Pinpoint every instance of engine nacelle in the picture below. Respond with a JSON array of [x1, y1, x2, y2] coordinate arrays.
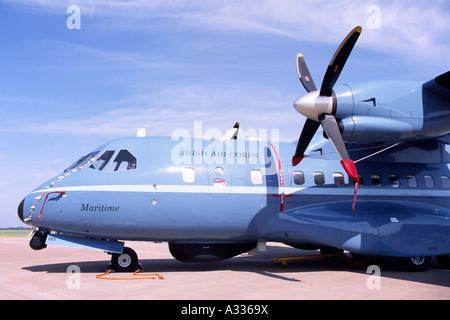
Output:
[[168, 242, 257, 263], [340, 116, 417, 144], [333, 80, 450, 144]]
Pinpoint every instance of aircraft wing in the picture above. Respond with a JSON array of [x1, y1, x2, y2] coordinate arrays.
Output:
[[423, 71, 450, 99]]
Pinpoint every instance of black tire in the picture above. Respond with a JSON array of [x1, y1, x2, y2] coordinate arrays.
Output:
[[111, 247, 138, 272], [398, 256, 431, 272], [436, 254, 450, 269], [29, 231, 48, 250]]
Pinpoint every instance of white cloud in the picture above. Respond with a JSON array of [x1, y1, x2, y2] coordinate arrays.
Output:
[[4, 0, 448, 141], [11, 0, 450, 62], [9, 81, 300, 140]]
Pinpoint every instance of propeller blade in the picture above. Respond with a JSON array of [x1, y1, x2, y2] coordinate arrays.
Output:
[[319, 114, 359, 210], [296, 53, 317, 93], [292, 118, 320, 166], [319, 26, 362, 97], [319, 114, 349, 160]]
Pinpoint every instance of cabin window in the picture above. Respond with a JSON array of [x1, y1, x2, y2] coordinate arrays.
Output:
[[293, 171, 305, 185], [250, 170, 263, 185], [441, 176, 450, 189], [333, 172, 345, 187], [371, 174, 382, 186], [389, 174, 400, 188], [407, 175, 418, 188], [313, 172, 325, 186], [107, 149, 137, 172], [424, 175, 435, 188], [90, 150, 115, 171], [358, 173, 364, 186], [182, 167, 196, 183]]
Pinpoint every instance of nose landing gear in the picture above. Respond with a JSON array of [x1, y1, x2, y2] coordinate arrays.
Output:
[[29, 231, 48, 251]]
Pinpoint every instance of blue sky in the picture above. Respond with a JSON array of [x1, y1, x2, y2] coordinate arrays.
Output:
[[1, 0, 449, 227]]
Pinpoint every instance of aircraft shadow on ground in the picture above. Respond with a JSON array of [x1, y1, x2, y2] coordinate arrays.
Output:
[[21, 245, 450, 288]]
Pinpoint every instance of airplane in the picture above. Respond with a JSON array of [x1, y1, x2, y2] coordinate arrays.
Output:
[[18, 26, 450, 272]]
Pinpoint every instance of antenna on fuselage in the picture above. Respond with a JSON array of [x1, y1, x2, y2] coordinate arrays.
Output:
[[221, 122, 239, 140], [136, 128, 147, 137]]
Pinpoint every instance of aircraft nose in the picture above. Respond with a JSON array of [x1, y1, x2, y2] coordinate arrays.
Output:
[[18, 197, 26, 223]]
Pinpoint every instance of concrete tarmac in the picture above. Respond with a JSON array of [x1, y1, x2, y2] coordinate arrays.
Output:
[[1, 237, 449, 300]]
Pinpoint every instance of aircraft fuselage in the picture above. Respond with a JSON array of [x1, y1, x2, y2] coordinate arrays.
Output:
[[19, 136, 450, 262]]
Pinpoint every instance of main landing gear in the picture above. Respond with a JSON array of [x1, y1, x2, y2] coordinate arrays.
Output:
[[398, 256, 432, 272], [398, 254, 450, 271], [110, 247, 139, 272], [273, 247, 450, 272]]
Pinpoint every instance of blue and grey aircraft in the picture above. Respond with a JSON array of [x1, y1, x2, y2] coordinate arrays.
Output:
[[18, 26, 450, 272]]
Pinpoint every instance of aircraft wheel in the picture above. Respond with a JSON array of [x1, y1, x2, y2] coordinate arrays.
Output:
[[398, 256, 431, 272], [111, 247, 138, 272], [436, 254, 450, 269], [29, 231, 48, 251]]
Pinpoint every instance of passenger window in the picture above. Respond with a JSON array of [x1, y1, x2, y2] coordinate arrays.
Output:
[[250, 170, 263, 185], [389, 174, 400, 188], [424, 175, 435, 188], [183, 167, 196, 183], [441, 176, 450, 188], [407, 175, 418, 188], [333, 172, 345, 187], [371, 174, 382, 186], [313, 172, 325, 186], [107, 149, 137, 172], [358, 173, 364, 186], [90, 150, 115, 171], [293, 171, 305, 185]]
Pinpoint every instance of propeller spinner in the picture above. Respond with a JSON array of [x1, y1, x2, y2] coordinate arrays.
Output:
[[292, 26, 362, 210]]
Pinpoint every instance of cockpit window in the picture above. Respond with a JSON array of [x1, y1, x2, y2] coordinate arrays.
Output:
[[107, 149, 137, 172], [67, 149, 137, 173], [89, 150, 115, 171], [64, 151, 99, 172]]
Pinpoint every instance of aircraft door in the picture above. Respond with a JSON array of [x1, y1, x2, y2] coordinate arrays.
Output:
[[208, 165, 231, 197]]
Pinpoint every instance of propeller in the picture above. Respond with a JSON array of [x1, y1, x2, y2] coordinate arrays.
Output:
[[296, 53, 317, 92], [292, 26, 362, 210]]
